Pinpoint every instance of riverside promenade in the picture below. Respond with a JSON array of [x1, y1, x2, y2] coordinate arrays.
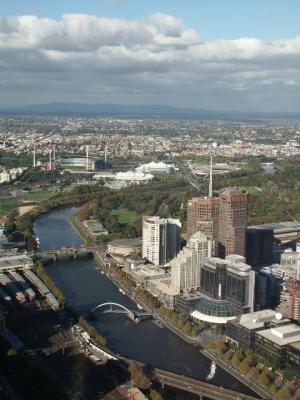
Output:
[[93, 250, 272, 400]]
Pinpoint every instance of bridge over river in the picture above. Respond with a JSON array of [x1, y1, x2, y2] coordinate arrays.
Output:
[[155, 368, 261, 400], [33, 245, 98, 261], [90, 302, 152, 323]]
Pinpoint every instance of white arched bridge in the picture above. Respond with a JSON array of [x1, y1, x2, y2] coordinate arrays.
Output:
[[90, 302, 152, 323]]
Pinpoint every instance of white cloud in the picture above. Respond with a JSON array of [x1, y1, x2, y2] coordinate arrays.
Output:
[[0, 13, 299, 111]]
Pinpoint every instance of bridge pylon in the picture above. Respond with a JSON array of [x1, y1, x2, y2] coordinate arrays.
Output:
[[72, 249, 78, 260]]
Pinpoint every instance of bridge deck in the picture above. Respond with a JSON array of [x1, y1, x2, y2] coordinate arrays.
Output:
[[155, 368, 260, 400]]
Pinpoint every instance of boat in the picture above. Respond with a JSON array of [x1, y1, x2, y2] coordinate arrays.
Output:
[[206, 361, 216, 381]]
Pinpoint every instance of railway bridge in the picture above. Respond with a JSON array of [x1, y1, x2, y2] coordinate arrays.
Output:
[[155, 368, 261, 400]]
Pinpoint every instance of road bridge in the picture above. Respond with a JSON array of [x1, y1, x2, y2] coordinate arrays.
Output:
[[155, 368, 261, 400], [33, 245, 97, 261]]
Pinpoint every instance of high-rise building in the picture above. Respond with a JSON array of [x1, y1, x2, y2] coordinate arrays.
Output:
[[218, 189, 247, 258], [142, 216, 181, 266], [170, 232, 212, 293], [187, 157, 219, 255], [191, 255, 255, 324], [246, 227, 273, 268]]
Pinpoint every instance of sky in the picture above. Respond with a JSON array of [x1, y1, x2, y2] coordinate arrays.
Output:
[[0, 0, 300, 112]]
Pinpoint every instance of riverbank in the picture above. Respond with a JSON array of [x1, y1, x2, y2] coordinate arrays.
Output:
[[33, 206, 262, 397], [93, 250, 272, 399], [69, 214, 89, 244]]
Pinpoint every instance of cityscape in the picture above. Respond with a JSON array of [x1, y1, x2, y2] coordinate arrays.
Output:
[[0, 1, 300, 400]]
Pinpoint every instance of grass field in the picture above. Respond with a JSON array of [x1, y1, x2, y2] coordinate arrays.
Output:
[[22, 189, 59, 202], [153, 172, 181, 182], [112, 209, 139, 225], [0, 197, 18, 217], [244, 186, 264, 195]]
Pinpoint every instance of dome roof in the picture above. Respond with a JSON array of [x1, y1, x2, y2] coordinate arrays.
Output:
[[196, 298, 236, 318]]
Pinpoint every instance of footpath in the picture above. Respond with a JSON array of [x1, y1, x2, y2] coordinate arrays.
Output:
[[93, 251, 273, 399]]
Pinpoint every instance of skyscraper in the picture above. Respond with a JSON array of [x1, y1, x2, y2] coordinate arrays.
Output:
[[187, 157, 219, 255], [218, 189, 248, 257], [170, 232, 212, 293], [142, 216, 181, 266], [199, 255, 255, 314]]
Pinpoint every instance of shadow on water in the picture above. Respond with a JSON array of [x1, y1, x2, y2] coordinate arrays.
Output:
[[33, 206, 257, 396]]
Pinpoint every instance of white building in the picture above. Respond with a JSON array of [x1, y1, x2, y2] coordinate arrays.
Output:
[[0, 172, 10, 183], [280, 245, 300, 280], [115, 171, 154, 184], [170, 232, 212, 293], [136, 161, 175, 174], [142, 216, 181, 266]]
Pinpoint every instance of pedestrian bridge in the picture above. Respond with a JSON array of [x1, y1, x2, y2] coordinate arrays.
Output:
[[90, 302, 152, 323]]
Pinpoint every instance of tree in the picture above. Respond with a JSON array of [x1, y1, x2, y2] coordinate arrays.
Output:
[[295, 387, 300, 400], [247, 367, 259, 380], [7, 348, 17, 357], [27, 236, 38, 251], [231, 351, 242, 368], [150, 389, 163, 400], [238, 355, 251, 374], [257, 368, 270, 386], [277, 383, 293, 400], [128, 362, 151, 390]]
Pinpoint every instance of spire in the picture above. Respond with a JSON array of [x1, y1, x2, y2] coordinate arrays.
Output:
[[86, 145, 89, 171], [49, 149, 52, 170], [209, 155, 213, 197], [33, 146, 36, 167]]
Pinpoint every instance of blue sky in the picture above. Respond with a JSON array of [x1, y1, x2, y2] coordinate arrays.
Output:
[[1, 0, 299, 40]]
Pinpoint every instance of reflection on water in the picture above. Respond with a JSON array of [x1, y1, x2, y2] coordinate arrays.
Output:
[[33, 207, 256, 395]]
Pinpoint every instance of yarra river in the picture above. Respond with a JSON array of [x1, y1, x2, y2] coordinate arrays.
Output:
[[34, 206, 255, 396]]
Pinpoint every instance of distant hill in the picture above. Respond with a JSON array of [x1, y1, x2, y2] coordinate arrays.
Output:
[[0, 103, 203, 117], [0, 102, 299, 119]]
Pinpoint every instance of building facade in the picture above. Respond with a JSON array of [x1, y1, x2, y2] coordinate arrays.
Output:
[[187, 188, 247, 258], [187, 197, 219, 256], [191, 255, 255, 324], [170, 232, 212, 293], [246, 227, 273, 268], [255, 324, 300, 368], [218, 189, 247, 258], [142, 216, 181, 266]]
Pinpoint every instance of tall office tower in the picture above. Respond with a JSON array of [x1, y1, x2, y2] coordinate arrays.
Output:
[[246, 227, 273, 268], [171, 232, 212, 293], [199, 255, 255, 315], [217, 189, 247, 258], [187, 157, 219, 255], [142, 216, 181, 266]]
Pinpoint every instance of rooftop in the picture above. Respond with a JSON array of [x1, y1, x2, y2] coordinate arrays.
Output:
[[289, 341, 300, 351], [238, 309, 289, 330], [196, 297, 236, 318], [0, 254, 32, 270], [248, 221, 300, 232], [257, 323, 300, 346]]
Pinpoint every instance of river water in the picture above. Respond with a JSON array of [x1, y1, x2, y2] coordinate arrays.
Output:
[[34, 207, 255, 395]]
